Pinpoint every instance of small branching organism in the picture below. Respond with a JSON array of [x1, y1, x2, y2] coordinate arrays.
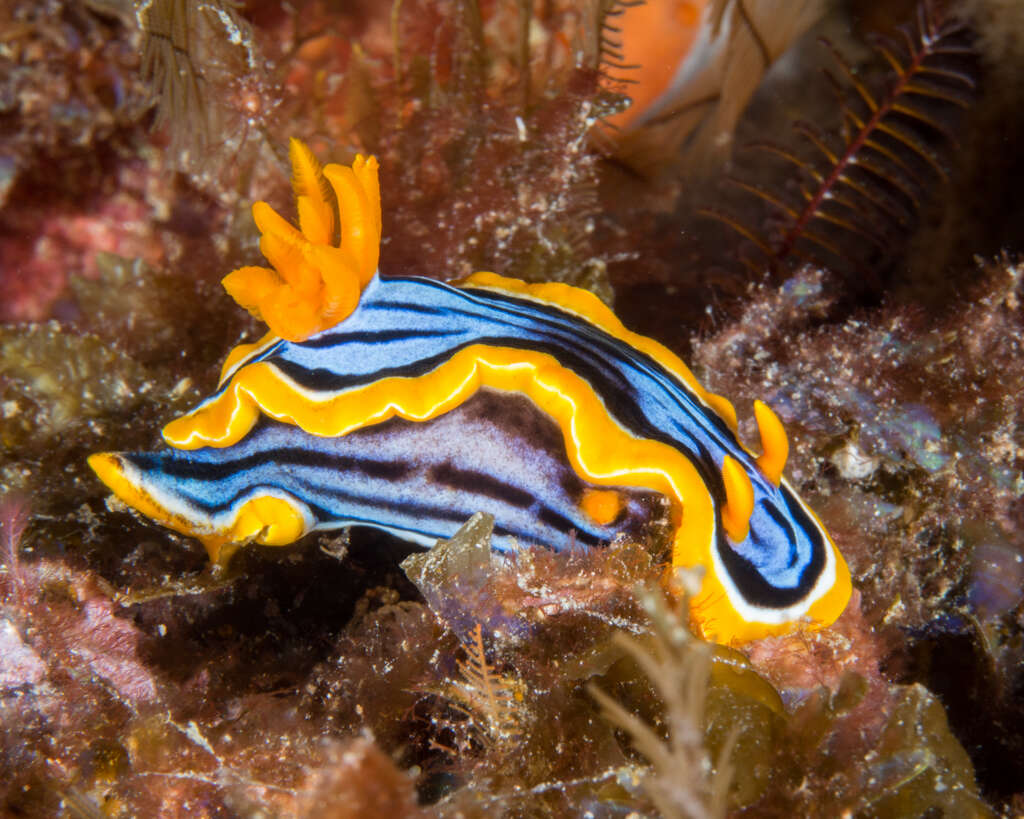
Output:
[[705, 0, 975, 280], [435, 623, 524, 756], [137, 0, 265, 165], [593, 0, 644, 93], [588, 575, 736, 819], [0, 494, 30, 606]]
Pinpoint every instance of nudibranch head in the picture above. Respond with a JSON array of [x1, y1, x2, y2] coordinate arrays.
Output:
[[89, 140, 851, 645]]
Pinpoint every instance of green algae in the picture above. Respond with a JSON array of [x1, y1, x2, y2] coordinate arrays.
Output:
[[0, 322, 153, 447]]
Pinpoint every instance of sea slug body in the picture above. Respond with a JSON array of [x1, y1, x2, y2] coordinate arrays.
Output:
[[89, 139, 851, 645]]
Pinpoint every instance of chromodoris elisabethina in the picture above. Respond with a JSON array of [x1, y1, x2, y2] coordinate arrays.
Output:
[[89, 139, 851, 645]]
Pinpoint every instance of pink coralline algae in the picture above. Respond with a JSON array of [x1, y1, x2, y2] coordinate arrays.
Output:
[[1, 169, 166, 322]]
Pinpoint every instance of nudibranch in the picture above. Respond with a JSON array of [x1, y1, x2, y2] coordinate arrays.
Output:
[[89, 139, 850, 644]]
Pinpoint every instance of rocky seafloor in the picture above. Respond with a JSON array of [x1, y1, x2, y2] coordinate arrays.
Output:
[[1, 1, 1022, 816]]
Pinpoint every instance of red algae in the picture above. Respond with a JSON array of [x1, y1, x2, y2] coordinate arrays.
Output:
[[744, 591, 885, 700], [1, 165, 167, 322], [298, 737, 429, 819]]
